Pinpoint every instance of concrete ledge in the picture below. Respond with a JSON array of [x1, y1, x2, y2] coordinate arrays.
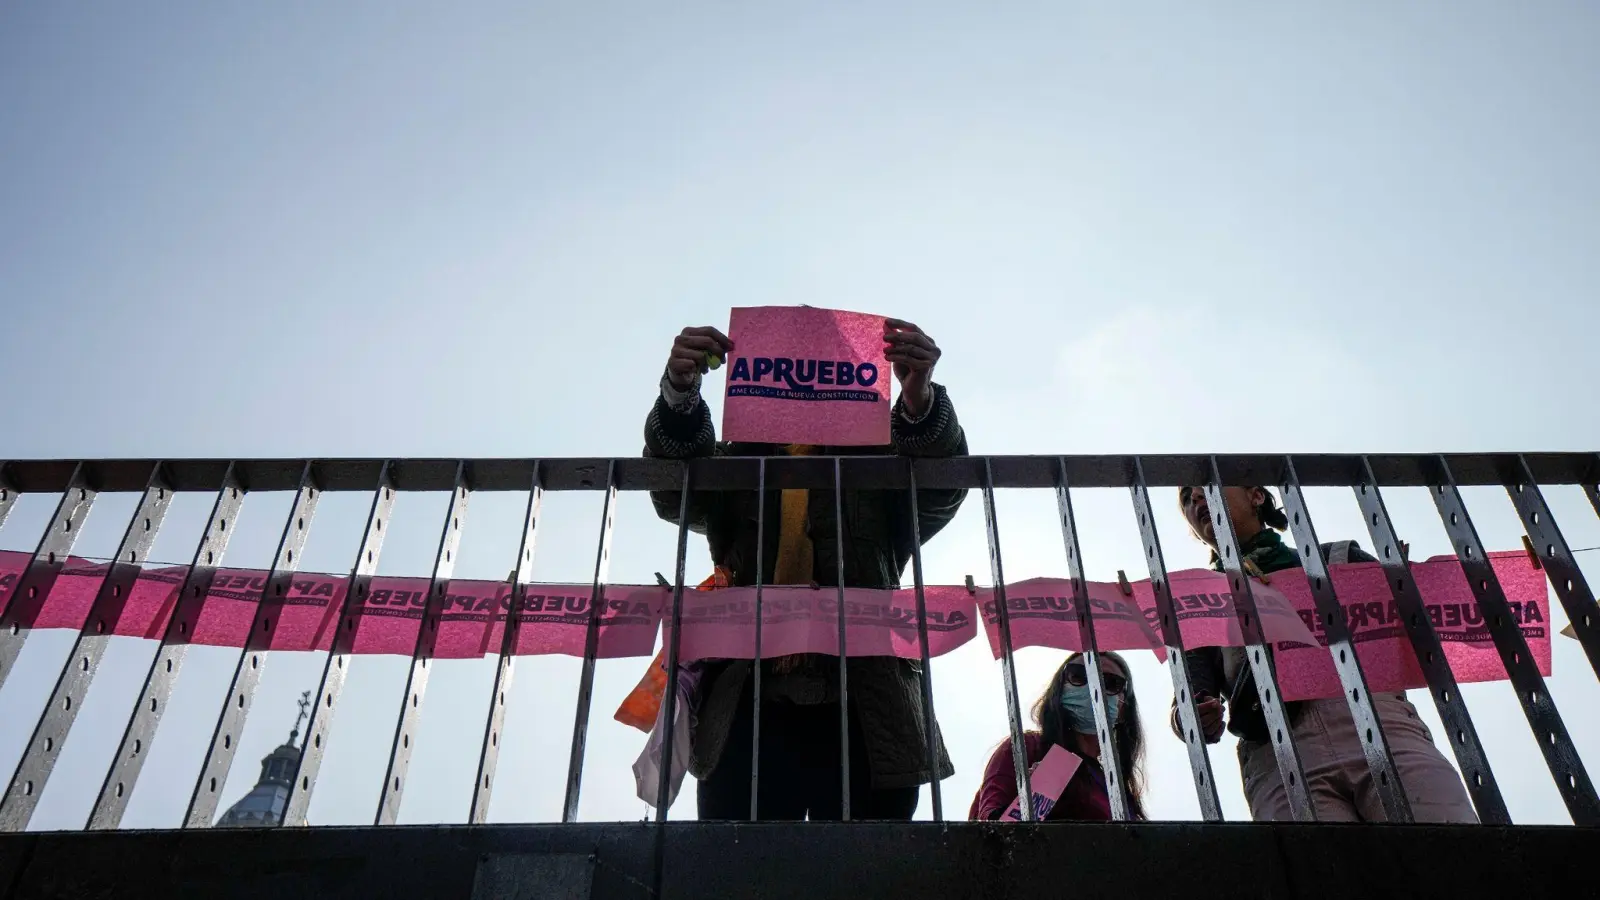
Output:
[[1, 821, 1588, 900]]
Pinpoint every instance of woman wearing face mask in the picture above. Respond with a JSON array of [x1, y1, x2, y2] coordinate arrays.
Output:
[[1174, 485, 1477, 823], [969, 652, 1147, 821]]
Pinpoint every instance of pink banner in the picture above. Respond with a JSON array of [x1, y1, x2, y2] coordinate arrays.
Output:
[[978, 578, 1172, 659], [0, 549, 1557, 695], [0, 551, 662, 660], [0, 555, 189, 639], [497, 584, 664, 660], [664, 584, 977, 662], [1127, 569, 1324, 653], [227, 576, 665, 660], [190, 568, 349, 651], [721, 305, 892, 446], [7, 556, 115, 630], [1269, 552, 1552, 701], [0, 550, 27, 621], [105, 567, 189, 638]]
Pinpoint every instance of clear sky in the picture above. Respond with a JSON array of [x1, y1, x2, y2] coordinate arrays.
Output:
[[2, 2, 1598, 829]]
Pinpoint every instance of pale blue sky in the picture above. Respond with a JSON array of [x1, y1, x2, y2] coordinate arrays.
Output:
[[2, 2, 1598, 828]]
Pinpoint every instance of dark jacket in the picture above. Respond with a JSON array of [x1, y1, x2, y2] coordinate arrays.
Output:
[[644, 381, 968, 789], [1182, 537, 1377, 744]]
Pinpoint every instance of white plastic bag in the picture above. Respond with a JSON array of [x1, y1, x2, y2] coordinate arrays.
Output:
[[634, 663, 699, 809]]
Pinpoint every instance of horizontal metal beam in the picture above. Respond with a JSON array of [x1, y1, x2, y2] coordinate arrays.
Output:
[[0, 452, 1597, 494], [1, 822, 1594, 900]]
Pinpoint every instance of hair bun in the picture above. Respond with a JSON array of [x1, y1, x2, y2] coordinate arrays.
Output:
[[1260, 492, 1290, 531]]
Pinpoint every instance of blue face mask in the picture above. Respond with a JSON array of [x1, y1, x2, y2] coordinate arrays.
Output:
[[1060, 684, 1120, 735]]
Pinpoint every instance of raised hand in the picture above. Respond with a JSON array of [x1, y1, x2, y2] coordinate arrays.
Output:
[[883, 318, 940, 418], [666, 326, 735, 390]]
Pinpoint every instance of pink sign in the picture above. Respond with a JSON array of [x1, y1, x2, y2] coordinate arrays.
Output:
[[664, 584, 976, 662], [1002, 745, 1085, 822], [978, 578, 1173, 659], [721, 305, 892, 446], [1268, 552, 1552, 701]]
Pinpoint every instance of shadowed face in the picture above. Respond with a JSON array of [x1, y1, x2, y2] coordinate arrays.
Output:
[[1179, 485, 1267, 548]]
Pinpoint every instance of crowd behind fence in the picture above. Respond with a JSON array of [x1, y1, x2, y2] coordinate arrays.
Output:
[[0, 453, 1596, 833]]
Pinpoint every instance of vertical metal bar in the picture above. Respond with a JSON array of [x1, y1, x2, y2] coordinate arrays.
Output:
[[1204, 458, 1315, 822], [979, 457, 1034, 820], [1129, 458, 1222, 820], [653, 464, 693, 818], [1504, 455, 1600, 680], [748, 457, 766, 822], [0, 463, 170, 831], [88, 463, 246, 829], [0, 463, 18, 531], [651, 464, 694, 899], [1279, 456, 1412, 822], [833, 456, 851, 821], [905, 460, 944, 823], [281, 462, 397, 827], [1353, 457, 1510, 824], [0, 462, 97, 690], [374, 461, 470, 825], [1428, 456, 1600, 824], [562, 461, 619, 823], [1585, 456, 1600, 521], [183, 462, 321, 828], [469, 462, 544, 824], [1053, 459, 1130, 820]]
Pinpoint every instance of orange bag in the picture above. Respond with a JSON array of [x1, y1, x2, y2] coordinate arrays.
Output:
[[613, 567, 731, 732]]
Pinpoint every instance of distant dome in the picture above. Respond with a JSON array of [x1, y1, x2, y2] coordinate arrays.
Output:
[[216, 741, 301, 828]]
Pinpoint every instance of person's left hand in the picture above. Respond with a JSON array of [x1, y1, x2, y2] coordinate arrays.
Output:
[[883, 318, 940, 418]]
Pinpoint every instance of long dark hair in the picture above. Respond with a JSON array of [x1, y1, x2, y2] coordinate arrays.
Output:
[[1032, 651, 1148, 820]]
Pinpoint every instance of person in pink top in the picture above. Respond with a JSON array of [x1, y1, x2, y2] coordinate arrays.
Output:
[[970, 651, 1148, 821]]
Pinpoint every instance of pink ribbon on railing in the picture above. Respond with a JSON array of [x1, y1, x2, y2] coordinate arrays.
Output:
[[661, 583, 978, 662], [0, 551, 1553, 700]]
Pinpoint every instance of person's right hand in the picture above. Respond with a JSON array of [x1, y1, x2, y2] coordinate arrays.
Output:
[[1170, 694, 1227, 744], [666, 326, 734, 390], [1197, 695, 1225, 743]]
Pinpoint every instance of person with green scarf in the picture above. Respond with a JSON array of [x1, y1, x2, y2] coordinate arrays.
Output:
[[1172, 485, 1477, 823]]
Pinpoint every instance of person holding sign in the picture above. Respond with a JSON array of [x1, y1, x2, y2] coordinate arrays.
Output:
[[970, 652, 1149, 821], [645, 314, 968, 821], [1172, 485, 1477, 823]]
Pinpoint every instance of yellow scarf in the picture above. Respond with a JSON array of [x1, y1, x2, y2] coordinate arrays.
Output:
[[773, 444, 819, 585], [771, 444, 818, 674]]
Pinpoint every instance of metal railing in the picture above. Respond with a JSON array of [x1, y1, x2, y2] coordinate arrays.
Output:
[[0, 453, 1596, 860]]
